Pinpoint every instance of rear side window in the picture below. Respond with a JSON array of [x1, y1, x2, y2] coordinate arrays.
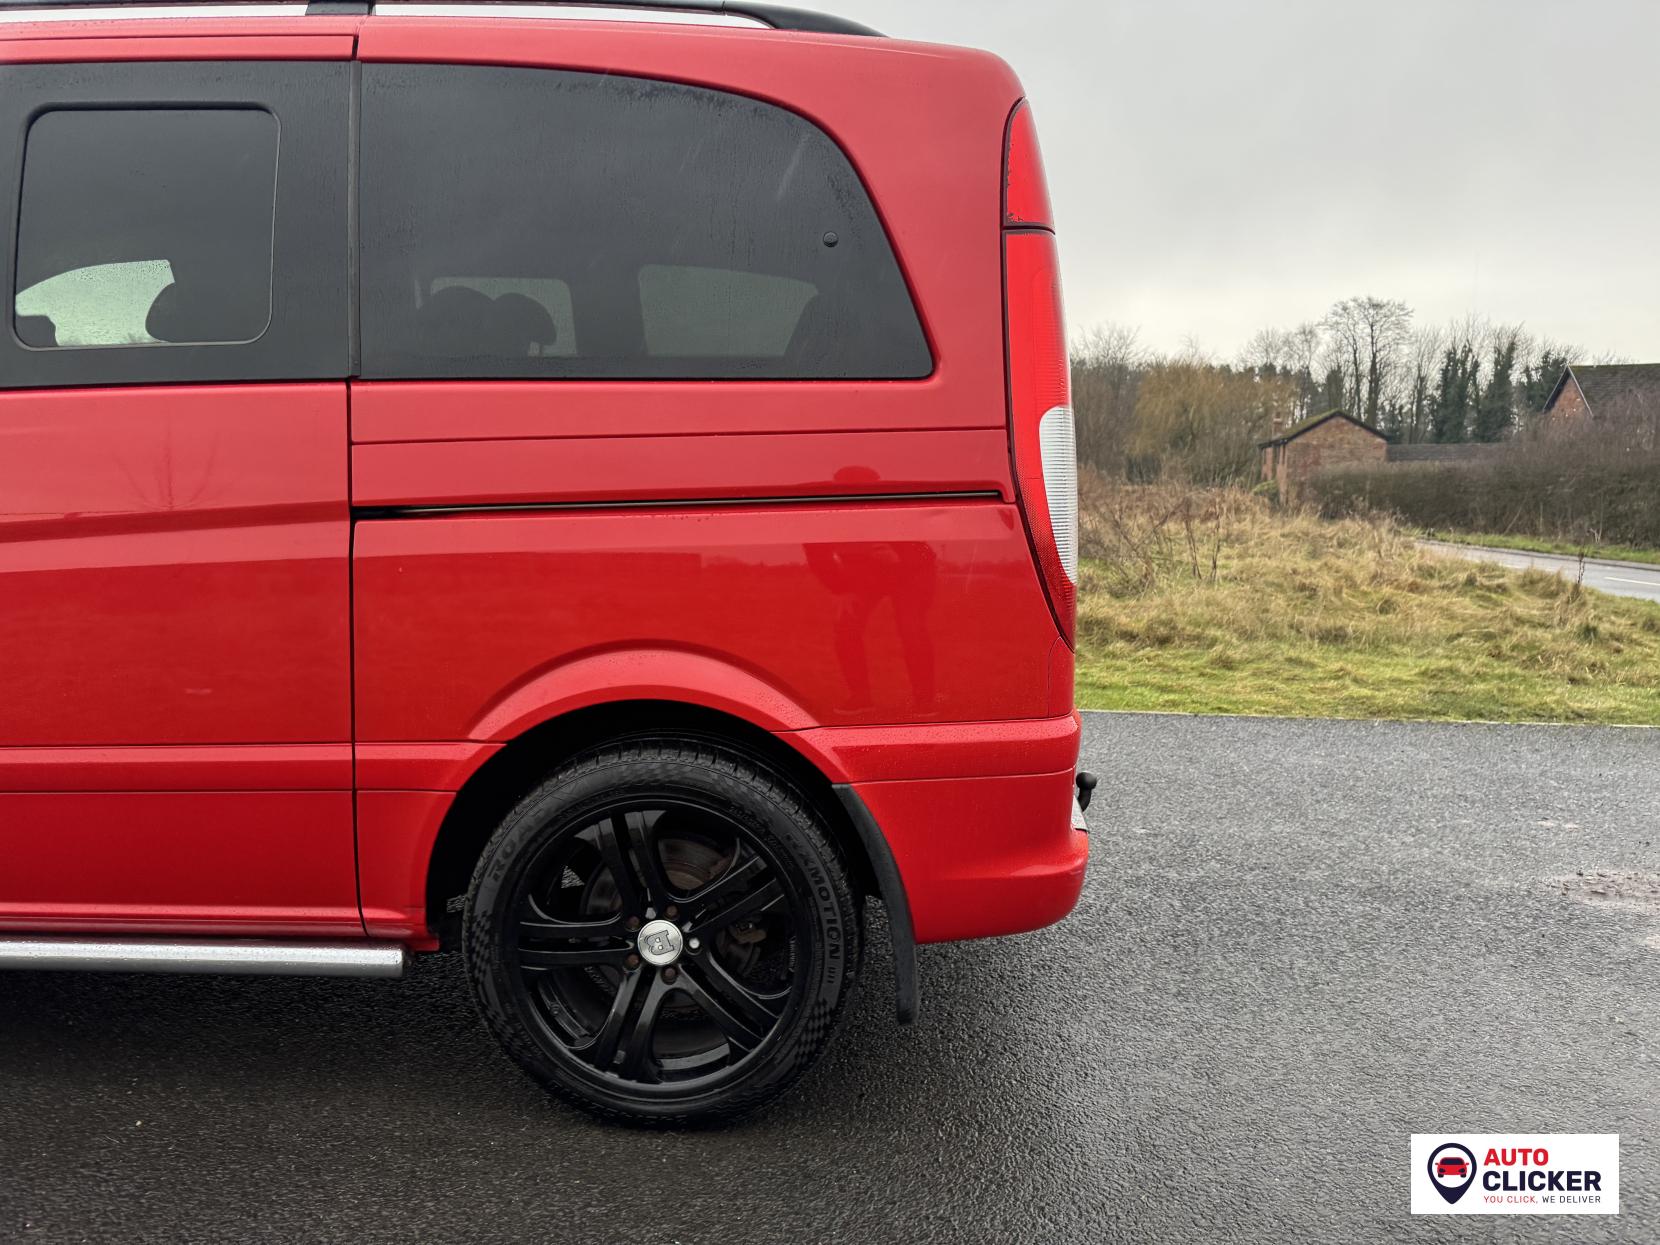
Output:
[[360, 64, 931, 380], [0, 61, 350, 389], [14, 109, 278, 350], [638, 265, 817, 359]]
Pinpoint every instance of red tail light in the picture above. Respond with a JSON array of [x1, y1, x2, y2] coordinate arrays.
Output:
[[1003, 103, 1075, 646], [1005, 102, 1054, 229]]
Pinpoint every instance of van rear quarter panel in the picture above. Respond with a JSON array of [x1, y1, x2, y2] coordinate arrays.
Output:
[[353, 500, 1055, 739], [351, 20, 1050, 740], [346, 23, 1077, 939]]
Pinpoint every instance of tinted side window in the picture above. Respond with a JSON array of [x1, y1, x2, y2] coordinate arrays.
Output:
[[638, 265, 817, 359], [360, 64, 931, 381], [0, 61, 350, 390], [15, 109, 278, 350]]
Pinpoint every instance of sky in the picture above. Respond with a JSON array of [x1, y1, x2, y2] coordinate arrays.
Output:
[[838, 0, 1660, 362]]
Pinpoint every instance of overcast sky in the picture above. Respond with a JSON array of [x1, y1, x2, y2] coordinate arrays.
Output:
[[839, 0, 1660, 362]]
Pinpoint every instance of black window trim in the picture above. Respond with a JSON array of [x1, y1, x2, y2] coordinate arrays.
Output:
[[0, 56, 938, 390], [0, 60, 351, 391]]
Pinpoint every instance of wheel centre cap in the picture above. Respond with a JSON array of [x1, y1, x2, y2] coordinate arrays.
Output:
[[636, 919, 684, 967]]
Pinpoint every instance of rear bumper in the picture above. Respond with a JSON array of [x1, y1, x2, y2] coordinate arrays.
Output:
[[798, 712, 1087, 944], [853, 768, 1088, 943]]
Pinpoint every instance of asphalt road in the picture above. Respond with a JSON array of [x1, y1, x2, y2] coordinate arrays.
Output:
[[1, 711, 1656, 1244], [1419, 539, 1660, 604]]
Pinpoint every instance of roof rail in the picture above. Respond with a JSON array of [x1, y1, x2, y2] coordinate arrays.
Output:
[[0, 0, 882, 34]]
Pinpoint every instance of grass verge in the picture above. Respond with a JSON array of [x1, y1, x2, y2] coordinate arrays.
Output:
[[1076, 483, 1660, 725], [1421, 530, 1660, 568]]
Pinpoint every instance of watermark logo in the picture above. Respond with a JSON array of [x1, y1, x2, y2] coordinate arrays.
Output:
[[1426, 1142, 1477, 1205], [1410, 1134, 1619, 1215]]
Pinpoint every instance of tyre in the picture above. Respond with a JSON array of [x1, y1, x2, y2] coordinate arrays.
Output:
[[462, 739, 863, 1126]]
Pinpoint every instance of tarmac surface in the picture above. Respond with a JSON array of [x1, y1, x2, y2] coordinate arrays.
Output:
[[1, 711, 1655, 1243]]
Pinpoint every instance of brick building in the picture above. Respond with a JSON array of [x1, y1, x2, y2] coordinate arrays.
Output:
[[1541, 363, 1660, 450], [1258, 409, 1387, 501]]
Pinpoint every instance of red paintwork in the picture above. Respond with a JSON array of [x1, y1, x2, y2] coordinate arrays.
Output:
[[0, 386, 350, 746], [3, 17, 1083, 954], [358, 790, 453, 946], [0, 384, 354, 930], [1046, 635, 1077, 716], [354, 742, 502, 792], [350, 379, 998, 443], [355, 714, 1083, 946], [0, 792, 360, 936], [352, 503, 1056, 739], [856, 768, 1087, 944], [0, 745, 349, 792], [351, 429, 1010, 509], [794, 712, 1081, 783]]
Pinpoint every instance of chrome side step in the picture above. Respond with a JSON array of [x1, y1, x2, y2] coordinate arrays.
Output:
[[0, 936, 408, 978]]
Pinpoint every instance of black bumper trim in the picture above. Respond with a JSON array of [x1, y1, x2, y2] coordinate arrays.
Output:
[[831, 783, 918, 1025]]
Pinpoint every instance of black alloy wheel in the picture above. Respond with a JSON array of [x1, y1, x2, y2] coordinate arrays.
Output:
[[463, 739, 862, 1125]]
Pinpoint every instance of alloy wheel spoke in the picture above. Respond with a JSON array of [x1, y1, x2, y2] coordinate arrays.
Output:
[[616, 974, 670, 1080], [592, 813, 644, 914], [518, 944, 633, 970], [674, 964, 770, 1054], [692, 951, 789, 1034], [626, 817, 677, 911], [519, 893, 627, 943], [685, 851, 767, 927], [587, 967, 647, 1070], [694, 877, 785, 935], [519, 916, 627, 943]]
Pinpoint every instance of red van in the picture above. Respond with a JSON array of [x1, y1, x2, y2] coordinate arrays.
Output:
[[0, 0, 1088, 1124]]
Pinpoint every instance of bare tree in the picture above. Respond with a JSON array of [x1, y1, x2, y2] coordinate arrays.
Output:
[[1400, 323, 1446, 442], [1241, 321, 1325, 425], [1285, 322, 1324, 421], [1070, 323, 1150, 476], [1322, 296, 1413, 428]]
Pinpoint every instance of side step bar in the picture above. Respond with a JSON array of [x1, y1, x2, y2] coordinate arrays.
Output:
[[0, 937, 408, 978]]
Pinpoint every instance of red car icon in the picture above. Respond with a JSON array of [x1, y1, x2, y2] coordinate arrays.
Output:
[[1437, 1157, 1470, 1179]]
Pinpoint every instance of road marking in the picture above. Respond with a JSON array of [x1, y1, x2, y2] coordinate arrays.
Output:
[[1602, 577, 1658, 586]]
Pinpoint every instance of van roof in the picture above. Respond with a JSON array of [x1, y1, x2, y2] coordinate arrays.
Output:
[[0, 0, 882, 35]]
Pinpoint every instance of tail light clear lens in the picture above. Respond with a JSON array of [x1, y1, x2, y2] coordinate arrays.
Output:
[[1038, 405, 1078, 582], [1004, 164, 1074, 645]]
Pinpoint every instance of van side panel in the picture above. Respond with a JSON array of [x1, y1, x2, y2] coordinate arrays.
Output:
[[350, 424, 1009, 510], [352, 502, 1055, 740]]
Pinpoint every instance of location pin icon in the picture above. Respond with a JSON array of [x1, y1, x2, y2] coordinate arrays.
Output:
[[1427, 1142, 1478, 1205]]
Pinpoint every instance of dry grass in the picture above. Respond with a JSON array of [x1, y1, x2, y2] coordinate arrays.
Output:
[[1075, 477, 1660, 724]]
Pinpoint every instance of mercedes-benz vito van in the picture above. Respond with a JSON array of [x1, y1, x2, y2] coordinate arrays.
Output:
[[0, 0, 1087, 1124]]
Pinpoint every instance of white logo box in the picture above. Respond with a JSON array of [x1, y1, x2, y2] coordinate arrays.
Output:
[[1411, 1134, 1619, 1215]]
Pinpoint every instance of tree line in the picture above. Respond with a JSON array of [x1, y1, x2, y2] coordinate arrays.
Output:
[[1071, 297, 1614, 484]]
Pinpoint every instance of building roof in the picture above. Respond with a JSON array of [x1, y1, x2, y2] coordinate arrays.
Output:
[[1258, 409, 1386, 449], [1544, 363, 1660, 417]]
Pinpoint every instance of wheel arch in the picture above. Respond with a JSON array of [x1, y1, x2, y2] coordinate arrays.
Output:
[[420, 698, 917, 1022]]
